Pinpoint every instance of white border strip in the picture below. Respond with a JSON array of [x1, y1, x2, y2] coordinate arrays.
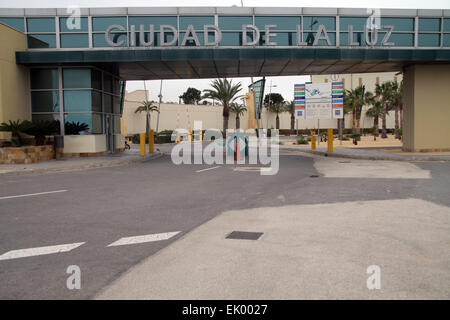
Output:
[[0, 242, 85, 261], [107, 232, 181, 247], [0, 190, 67, 200]]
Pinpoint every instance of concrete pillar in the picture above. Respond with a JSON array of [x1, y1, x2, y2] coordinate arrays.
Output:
[[403, 64, 450, 152], [245, 92, 257, 129], [0, 24, 30, 140]]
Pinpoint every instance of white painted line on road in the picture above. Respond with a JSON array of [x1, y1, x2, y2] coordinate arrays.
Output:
[[0, 242, 85, 261], [195, 166, 221, 173], [0, 189, 67, 200], [107, 231, 181, 247]]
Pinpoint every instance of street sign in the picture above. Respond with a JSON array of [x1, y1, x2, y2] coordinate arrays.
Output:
[[305, 83, 332, 119], [294, 81, 344, 119]]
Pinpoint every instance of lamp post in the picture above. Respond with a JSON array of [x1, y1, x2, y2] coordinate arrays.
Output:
[[266, 80, 277, 130]]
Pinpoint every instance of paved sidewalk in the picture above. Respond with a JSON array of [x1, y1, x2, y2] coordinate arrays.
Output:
[[279, 144, 450, 161], [0, 147, 162, 176]]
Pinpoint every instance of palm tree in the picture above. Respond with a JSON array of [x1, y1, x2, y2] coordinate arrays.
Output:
[[229, 103, 247, 130], [269, 103, 286, 130], [285, 100, 296, 134], [375, 82, 394, 139], [390, 80, 403, 139], [345, 85, 375, 134], [366, 100, 383, 131], [203, 78, 243, 134], [135, 100, 158, 134]]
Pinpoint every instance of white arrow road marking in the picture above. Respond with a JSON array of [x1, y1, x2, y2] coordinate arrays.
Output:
[[0, 189, 67, 200], [0, 242, 85, 261], [195, 166, 221, 173], [107, 232, 181, 247]]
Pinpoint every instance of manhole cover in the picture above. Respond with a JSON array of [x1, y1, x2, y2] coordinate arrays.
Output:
[[226, 231, 263, 240]]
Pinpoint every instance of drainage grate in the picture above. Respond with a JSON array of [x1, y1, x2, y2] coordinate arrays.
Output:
[[339, 161, 351, 163], [309, 175, 319, 178], [226, 231, 263, 240]]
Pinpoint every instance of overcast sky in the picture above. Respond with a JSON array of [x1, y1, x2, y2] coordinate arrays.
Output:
[[2, 0, 448, 102]]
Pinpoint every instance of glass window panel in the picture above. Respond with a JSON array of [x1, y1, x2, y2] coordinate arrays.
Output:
[[92, 113, 102, 134], [0, 17, 25, 31], [63, 69, 91, 88], [92, 91, 102, 112], [179, 32, 206, 46], [31, 91, 59, 112], [218, 16, 252, 30], [113, 116, 121, 133], [444, 19, 450, 32], [180, 16, 214, 30], [339, 32, 385, 46], [339, 17, 367, 32], [113, 96, 121, 114], [103, 74, 112, 93], [128, 16, 177, 30], [32, 113, 61, 123], [303, 16, 335, 31], [259, 32, 295, 46], [91, 69, 102, 90], [64, 90, 92, 112], [27, 34, 56, 48], [30, 68, 58, 89], [93, 32, 127, 47], [419, 18, 441, 32], [388, 33, 414, 46], [92, 16, 126, 32], [153, 32, 177, 46], [104, 93, 113, 113], [27, 17, 55, 32], [59, 17, 88, 32], [418, 33, 440, 46], [444, 34, 450, 47], [60, 33, 89, 48], [255, 16, 300, 31], [64, 113, 92, 134], [380, 18, 414, 31], [303, 31, 336, 46], [221, 32, 244, 46]]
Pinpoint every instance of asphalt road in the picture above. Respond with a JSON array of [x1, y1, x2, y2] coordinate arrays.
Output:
[[0, 147, 449, 299]]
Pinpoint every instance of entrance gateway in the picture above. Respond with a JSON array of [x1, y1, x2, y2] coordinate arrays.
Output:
[[1, 6, 450, 154]]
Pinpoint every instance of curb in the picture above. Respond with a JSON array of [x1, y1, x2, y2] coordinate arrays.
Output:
[[281, 147, 450, 162], [0, 151, 164, 177]]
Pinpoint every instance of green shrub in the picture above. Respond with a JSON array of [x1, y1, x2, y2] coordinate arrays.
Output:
[[296, 138, 309, 145]]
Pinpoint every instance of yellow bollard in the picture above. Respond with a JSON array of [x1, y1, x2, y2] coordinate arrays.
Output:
[[311, 131, 316, 150], [176, 132, 180, 143], [149, 130, 154, 153], [140, 133, 146, 156], [199, 130, 203, 141], [188, 130, 193, 142], [327, 129, 333, 153]]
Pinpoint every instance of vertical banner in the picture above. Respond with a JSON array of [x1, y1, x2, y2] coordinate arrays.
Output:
[[305, 83, 332, 119], [294, 84, 305, 119], [332, 81, 344, 119], [249, 77, 266, 120]]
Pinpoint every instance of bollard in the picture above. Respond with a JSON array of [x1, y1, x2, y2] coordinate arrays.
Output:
[[311, 131, 316, 150], [149, 130, 154, 153], [327, 129, 333, 153], [188, 130, 193, 142], [176, 132, 180, 143], [233, 137, 238, 161], [140, 133, 146, 156], [199, 130, 203, 141]]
